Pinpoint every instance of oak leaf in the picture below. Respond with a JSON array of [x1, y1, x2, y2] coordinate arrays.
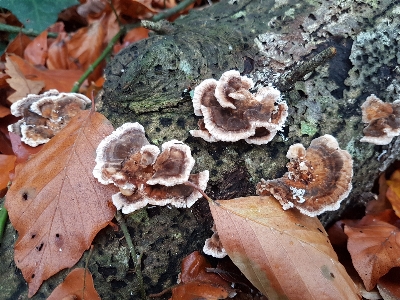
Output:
[[344, 216, 400, 291], [5, 56, 45, 103], [47, 268, 100, 300], [7, 53, 83, 92], [209, 196, 360, 300], [5, 109, 116, 297]]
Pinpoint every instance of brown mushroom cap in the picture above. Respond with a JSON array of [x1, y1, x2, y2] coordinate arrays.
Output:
[[214, 70, 254, 109], [256, 134, 353, 217], [147, 140, 195, 186], [8, 89, 90, 147], [93, 122, 152, 188], [360, 94, 400, 145], [112, 171, 209, 214], [203, 224, 227, 258], [190, 70, 287, 144]]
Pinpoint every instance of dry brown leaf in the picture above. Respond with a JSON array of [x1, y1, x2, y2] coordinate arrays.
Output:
[[24, 30, 48, 66], [0, 32, 32, 61], [209, 196, 360, 300], [5, 55, 45, 103], [47, 268, 101, 300], [171, 251, 233, 300], [386, 170, 400, 218], [0, 154, 15, 189], [5, 109, 116, 297], [66, 18, 105, 81], [377, 268, 400, 299], [47, 32, 70, 70], [0, 104, 10, 117], [344, 216, 400, 291], [7, 53, 83, 92]]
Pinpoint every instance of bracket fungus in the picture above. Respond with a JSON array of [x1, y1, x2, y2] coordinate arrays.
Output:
[[256, 135, 353, 217], [190, 70, 288, 144], [7, 89, 91, 147], [360, 94, 400, 145], [203, 224, 227, 258], [93, 122, 209, 214]]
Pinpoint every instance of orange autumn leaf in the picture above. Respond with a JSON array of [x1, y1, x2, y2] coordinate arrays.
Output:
[[65, 18, 106, 81], [113, 27, 149, 54], [0, 154, 15, 189], [24, 30, 48, 66], [5, 109, 117, 297], [7, 53, 83, 92], [171, 251, 233, 300], [5, 55, 45, 103], [47, 268, 100, 300], [0, 104, 10, 118], [209, 196, 360, 299], [386, 169, 400, 218], [47, 32, 69, 70], [344, 215, 400, 291], [1, 32, 32, 61]]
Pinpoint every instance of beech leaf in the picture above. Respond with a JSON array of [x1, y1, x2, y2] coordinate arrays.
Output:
[[386, 169, 400, 218], [209, 196, 360, 300], [5, 109, 116, 297], [344, 218, 400, 291], [0, 154, 15, 190], [47, 268, 100, 300]]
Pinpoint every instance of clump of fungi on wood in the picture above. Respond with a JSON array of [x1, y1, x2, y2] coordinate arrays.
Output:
[[190, 70, 288, 144], [8, 89, 91, 147], [359, 94, 400, 145], [93, 122, 209, 214]]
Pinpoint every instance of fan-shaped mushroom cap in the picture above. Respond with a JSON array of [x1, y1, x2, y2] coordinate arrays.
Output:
[[147, 140, 195, 186], [360, 94, 400, 145], [93, 122, 152, 188], [256, 135, 353, 217], [214, 70, 254, 109], [190, 70, 287, 144], [8, 89, 91, 147], [112, 171, 209, 214], [203, 224, 227, 258], [192, 78, 218, 116]]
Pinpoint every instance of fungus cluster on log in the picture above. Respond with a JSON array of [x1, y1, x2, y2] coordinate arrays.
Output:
[[360, 94, 400, 145], [93, 122, 209, 214], [7, 90, 91, 147], [190, 70, 288, 144], [256, 134, 353, 217]]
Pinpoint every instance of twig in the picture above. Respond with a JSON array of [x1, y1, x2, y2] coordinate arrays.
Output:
[[115, 210, 146, 300], [0, 23, 58, 38], [82, 245, 95, 300], [0, 201, 8, 246], [148, 285, 177, 298], [274, 46, 337, 92], [70, 0, 197, 93]]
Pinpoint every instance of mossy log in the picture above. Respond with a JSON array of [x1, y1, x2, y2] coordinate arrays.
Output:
[[1, 0, 400, 299]]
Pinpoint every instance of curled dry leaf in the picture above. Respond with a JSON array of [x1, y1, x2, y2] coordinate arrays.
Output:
[[344, 215, 400, 291], [47, 268, 100, 300], [5, 109, 116, 297], [171, 251, 234, 300], [209, 196, 360, 300]]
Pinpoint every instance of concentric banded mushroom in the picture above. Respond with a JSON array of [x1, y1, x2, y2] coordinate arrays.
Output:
[[256, 134, 353, 217]]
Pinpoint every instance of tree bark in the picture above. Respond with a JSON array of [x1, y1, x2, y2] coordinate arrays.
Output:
[[1, 0, 400, 299]]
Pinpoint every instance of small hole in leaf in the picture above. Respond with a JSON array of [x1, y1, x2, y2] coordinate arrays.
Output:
[[56, 234, 60, 238], [36, 243, 44, 251], [330, 272, 335, 278], [31, 234, 36, 239], [31, 274, 35, 278], [22, 193, 28, 200]]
